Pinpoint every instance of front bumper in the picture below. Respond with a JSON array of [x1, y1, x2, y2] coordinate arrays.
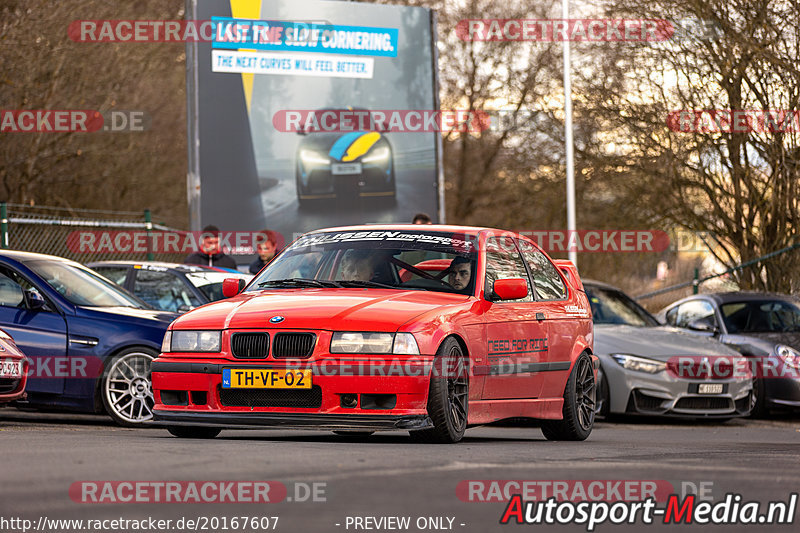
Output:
[[151, 356, 434, 430], [601, 356, 752, 417], [299, 165, 394, 199], [763, 372, 800, 410], [152, 410, 432, 431], [0, 356, 28, 403]]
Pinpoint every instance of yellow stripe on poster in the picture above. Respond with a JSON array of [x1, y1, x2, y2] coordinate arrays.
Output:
[[230, 0, 263, 112], [342, 132, 381, 162]]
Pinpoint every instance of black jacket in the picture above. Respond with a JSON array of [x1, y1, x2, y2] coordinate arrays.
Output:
[[249, 257, 268, 275], [184, 251, 237, 270]]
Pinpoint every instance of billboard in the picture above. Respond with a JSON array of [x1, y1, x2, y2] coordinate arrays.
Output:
[[186, 0, 442, 251]]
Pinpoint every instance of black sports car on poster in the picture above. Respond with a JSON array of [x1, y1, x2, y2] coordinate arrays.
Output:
[[295, 110, 395, 205]]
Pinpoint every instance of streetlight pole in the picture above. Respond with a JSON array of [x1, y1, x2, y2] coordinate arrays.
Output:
[[562, 0, 577, 268]]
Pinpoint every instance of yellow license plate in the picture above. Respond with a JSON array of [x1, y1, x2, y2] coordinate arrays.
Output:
[[222, 369, 312, 389]]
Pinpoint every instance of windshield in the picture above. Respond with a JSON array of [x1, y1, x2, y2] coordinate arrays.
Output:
[[185, 271, 252, 302], [247, 230, 478, 295], [585, 284, 659, 327], [27, 260, 145, 308], [721, 300, 800, 333]]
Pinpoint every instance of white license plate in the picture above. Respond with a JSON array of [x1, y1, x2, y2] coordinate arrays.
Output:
[[698, 383, 723, 394], [331, 163, 362, 175], [0, 361, 22, 378]]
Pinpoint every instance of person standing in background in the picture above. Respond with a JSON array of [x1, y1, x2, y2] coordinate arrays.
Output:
[[249, 229, 280, 274], [412, 213, 433, 224], [184, 225, 238, 270]]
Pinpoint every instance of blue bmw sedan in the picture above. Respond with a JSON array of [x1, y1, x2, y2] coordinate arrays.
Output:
[[0, 251, 176, 425]]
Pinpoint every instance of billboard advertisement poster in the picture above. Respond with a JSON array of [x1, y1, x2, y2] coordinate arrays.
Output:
[[186, 0, 442, 253]]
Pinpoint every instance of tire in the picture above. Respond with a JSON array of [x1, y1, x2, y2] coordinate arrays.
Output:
[[749, 377, 767, 418], [541, 352, 595, 441], [409, 337, 468, 443], [101, 347, 157, 427], [167, 426, 222, 439], [595, 366, 610, 418]]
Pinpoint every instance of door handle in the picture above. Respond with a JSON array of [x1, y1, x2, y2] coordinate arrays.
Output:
[[536, 312, 546, 321]]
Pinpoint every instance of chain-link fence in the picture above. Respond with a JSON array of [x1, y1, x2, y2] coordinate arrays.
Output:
[[0, 203, 186, 264], [635, 242, 800, 307]]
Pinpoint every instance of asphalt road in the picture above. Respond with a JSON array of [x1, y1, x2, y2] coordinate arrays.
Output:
[[1, 409, 799, 533]]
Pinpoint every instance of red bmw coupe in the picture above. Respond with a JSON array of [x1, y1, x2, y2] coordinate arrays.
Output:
[[152, 225, 595, 443]]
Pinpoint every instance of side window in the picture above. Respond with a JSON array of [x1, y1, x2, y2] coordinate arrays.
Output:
[[133, 270, 201, 312], [93, 267, 129, 286], [517, 240, 567, 300], [675, 300, 716, 328], [0, 266, 53, 311], [484, 236, 533, 302], [0, 271, 24, 307]]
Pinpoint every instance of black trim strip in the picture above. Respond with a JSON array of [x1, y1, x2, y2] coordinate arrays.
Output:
[[152, 410, 432, 430], [486, 361, 571, 376], [488, 349, 548, 355], [151, 362, 221, 374]]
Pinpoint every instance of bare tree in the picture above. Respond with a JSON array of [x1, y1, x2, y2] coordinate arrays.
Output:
[[0, 0, 187, 227], [580, 0, 800, 291]]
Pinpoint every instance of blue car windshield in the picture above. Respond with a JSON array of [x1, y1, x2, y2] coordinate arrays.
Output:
[[27, 260, 145, 308], [248, 230, 478, 295]]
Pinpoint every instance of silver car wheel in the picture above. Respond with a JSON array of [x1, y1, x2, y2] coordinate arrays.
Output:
[[103, 351, 155, 424]]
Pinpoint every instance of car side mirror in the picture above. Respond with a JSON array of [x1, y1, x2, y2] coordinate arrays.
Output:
[[23, 288, 47, 311], [492, 278, 528, 301], [687, 318, 718, 334], [222, 278, 246, 298]]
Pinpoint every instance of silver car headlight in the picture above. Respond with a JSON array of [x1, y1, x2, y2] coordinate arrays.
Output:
[[361, 146, 390, 164], [300, 149, 330, 166], [330, 332, 419, 355], [776, 344, 800, 369], [611, 353, 666, 374], [167, 330, 222, 352]]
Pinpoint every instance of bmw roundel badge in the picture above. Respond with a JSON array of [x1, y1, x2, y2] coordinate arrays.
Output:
[[269, 316, 285, 324]]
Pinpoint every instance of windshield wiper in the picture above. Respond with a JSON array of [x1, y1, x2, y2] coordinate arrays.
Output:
[[338, 280, 396, 289], [258, 278, 341, 288]]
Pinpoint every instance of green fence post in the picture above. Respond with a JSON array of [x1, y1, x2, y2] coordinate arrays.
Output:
[[692, 267, 699, 294], [0, 203, 8, 249], [144, 209, 154, 261]]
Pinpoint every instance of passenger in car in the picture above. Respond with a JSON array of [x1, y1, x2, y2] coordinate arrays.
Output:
[[448, 257, 473, 294]]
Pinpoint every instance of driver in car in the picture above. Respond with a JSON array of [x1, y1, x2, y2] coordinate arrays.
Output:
[[448, 257, 472, 293], [340, 251, 379, 282]]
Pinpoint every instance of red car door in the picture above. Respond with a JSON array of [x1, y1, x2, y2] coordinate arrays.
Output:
[[517, 239, 576, 398], [480, 236, 547, 400]]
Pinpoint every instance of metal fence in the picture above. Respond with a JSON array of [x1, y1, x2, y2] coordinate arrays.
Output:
[[636, 242, 800, 303], [0, 203, 186, 264]]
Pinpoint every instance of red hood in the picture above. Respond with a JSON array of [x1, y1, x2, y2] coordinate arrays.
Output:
[[171, 288, 470, 332]]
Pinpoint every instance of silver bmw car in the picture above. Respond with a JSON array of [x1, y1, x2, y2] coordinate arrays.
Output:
[[585, 280, 752, 418]]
